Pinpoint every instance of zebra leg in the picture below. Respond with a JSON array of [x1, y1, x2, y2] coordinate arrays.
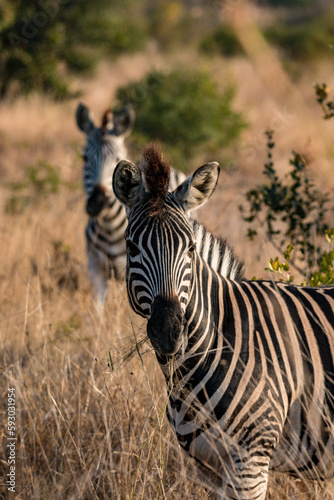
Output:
[[215, 459, 270, 500], [189, 431, 270, 500], [87, 249, 109, 306], [110, 254, 127, 282]]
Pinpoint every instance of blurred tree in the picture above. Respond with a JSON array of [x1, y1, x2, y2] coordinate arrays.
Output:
[[116, 68, 246, 170], [201, 1, 334, 64], [256, 0, 334, 63], [265, 17, 334, 62], [0, 0, 147, 100], [257, 0, 315, 6]]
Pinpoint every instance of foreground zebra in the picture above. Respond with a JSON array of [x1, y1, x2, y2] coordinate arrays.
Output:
[[113, 145, 334, 499], [76, 104, 242, 304]]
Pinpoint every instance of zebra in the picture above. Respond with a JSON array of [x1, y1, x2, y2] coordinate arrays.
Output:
[[112, 145, 334, 499], [76, 103, 135, 304], [76, 105, 242, 304]]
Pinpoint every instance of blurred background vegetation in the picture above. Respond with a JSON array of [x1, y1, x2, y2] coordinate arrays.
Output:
[[116, 69, 246, 168], [2, 0, 333, 169], [1, 0, 333, 99], [1, 0, 334, 232], [0, 0, 146, 99]]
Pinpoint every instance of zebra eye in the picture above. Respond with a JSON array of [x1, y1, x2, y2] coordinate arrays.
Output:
[[127, 240, 140, 258], [187, 242, 196, 257], [83, 154, 88, 162]]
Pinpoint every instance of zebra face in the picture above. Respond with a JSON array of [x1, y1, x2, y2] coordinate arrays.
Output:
[[113, 145, 220, 357], [83, 131, 126, 215], [76, 103, 135, 217], [125, 201, 196, 356]]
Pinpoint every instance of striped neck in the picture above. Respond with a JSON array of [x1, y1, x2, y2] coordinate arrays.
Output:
[[158, 252, 223, 378], [92, 193, 123, 227], [191, 219, 244, 280]]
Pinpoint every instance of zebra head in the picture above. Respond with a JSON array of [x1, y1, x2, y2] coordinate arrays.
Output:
[[76, 103, 135, 217], [113, 145, 219, 356]]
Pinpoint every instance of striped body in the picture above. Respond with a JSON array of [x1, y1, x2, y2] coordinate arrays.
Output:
[[113, 148, 334, 499], [83, 129, 129, 288]]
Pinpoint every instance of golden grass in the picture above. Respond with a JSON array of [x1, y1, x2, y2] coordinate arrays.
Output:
[[1, 197, 334, 499], [1, 46, 334, 498], [0, 199, 209, 498]]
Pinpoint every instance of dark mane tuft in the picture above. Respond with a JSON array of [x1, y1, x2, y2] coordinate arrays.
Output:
[[101, 109, 113, 135], [141, 144, 171, 211]]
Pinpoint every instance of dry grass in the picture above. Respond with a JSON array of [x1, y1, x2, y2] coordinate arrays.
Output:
[[0, 198, 209, 499], [1, 46, 334, 499], [1, 190, 334, 499]]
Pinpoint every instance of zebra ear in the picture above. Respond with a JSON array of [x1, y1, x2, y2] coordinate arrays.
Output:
[[113, 160, 144, 212], [76, 103, 95, 134], [112, 105, 135, 138], [173, 162, 220, 212]]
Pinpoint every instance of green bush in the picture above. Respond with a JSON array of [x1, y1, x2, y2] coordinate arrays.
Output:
[[262, 235, 334, 287], [199, 25, 244, 58], [241, 84, 334, 286], [116, 69, 246, 170], [314, 83, 334, 120], [240, 129, 332, 284]]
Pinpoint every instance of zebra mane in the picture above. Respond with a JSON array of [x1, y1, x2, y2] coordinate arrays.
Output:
[[192, 219, 244, 281], [140, 144, 171, 212], [101, 109, 113, 135]]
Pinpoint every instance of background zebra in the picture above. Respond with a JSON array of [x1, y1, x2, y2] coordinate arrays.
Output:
[[76, 103, 135, 304], [76, 106, 243, 304], [113, 145, 334, 500]]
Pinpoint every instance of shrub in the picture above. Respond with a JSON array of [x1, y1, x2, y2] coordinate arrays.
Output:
[[239, 130, 331, 283], [116, 68, 246, 170], [241, 83, 334, 286], [199, 25, 244, 58], [314, 83, 334, 120]]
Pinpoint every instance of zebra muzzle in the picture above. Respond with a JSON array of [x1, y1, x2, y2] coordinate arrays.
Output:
[[86, 186, 109, 216], [147, 295, 185, 356]]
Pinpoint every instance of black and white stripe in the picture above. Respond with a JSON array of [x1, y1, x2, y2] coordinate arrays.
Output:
[[113, 152, 334, 499]]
